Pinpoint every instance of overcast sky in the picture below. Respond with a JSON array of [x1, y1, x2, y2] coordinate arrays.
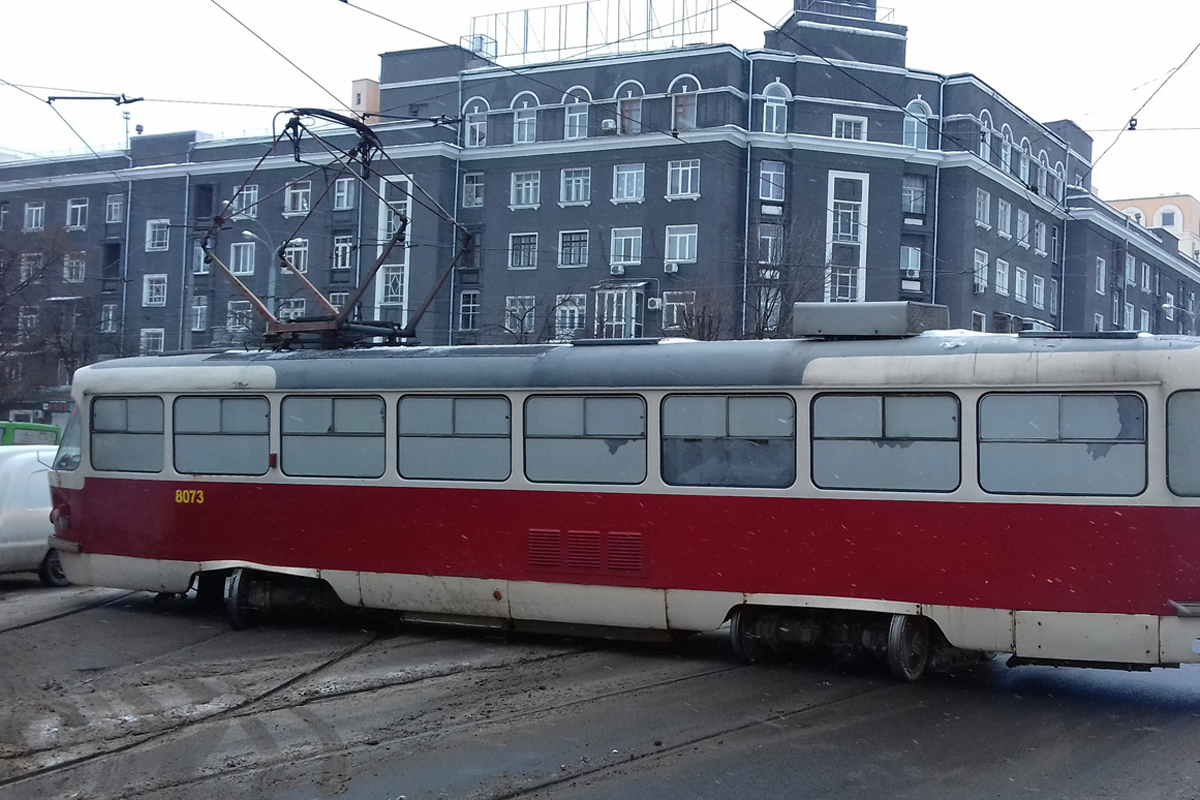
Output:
[[2, 0, 1198, 202]]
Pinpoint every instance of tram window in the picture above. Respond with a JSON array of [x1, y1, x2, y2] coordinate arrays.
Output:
[[662, 395, 795, 488], [979, 393, 1146, 496], [399, 396, 510, 481], [91, 396, 164, 473], [525, 396, 646, 484], [174, 396, 269, 476], [811, 394, 960, 492], [282, 396, 385, 478], [1167, 391, 1200, 496]]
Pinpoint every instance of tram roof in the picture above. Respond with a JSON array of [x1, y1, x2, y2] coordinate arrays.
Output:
[[73, 332, 1200, 395]]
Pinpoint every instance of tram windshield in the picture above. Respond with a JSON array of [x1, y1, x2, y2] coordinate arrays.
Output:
[[53, 407, 82, 471]]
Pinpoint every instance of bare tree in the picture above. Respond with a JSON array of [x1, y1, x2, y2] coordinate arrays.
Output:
[[743, 219, 829, 339]]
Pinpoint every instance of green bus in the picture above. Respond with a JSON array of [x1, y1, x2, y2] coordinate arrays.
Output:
[[0, 421, 60, 445]]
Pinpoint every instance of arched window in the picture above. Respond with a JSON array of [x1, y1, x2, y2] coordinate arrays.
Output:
[[511, 91, 540, 144], [762, 82, 789, 134], [903, 99, 931, 149], [1156, 204, 1184, 231], [668, 74, 701, 132], [1037, 151, 1049, 196], [979, 110, 992, 163], [562, 86, 592, 140], [463, 96, 490, 148], [1019, 138, 1032, 185], [1054, 162, 1065, 202], [614, 80, 645, 135], [1000, 125, 1013, 173]]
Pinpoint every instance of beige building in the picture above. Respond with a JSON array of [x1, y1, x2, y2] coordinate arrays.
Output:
[[1108, 194, 1200, 262]]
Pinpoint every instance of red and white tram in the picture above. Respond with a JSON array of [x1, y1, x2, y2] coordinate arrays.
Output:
[[46, 303, 1200, 680]]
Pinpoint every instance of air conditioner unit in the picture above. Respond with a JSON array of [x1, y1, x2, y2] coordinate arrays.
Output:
[[601, 119, 617, 131], [610, 264, 625, 276], [646, 297, 663, 311], [904, 266, 921, 279], [663, 262, 679, 274]]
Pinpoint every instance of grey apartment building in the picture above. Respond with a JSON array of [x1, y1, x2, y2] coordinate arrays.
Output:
[[2, 0, 1198, 420]]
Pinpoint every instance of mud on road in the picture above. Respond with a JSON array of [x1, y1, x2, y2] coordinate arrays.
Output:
[[4, 577, 1200, 800]]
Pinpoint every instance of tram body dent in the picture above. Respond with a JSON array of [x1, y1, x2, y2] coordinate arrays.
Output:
[[46, 319, 1200, 676]]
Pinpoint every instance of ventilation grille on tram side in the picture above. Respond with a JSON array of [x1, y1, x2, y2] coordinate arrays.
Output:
[[526, 530, 645, 575]]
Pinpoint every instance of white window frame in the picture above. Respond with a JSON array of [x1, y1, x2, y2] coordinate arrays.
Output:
[[462, 173, 485, 208], [1015, 267, 1027, 303], [661, 290, 695, 331], [560, 168, 591, 206], [508, 232, 538, 270], [832, 114, 867, 141], [332, 177, 356, 211], [466, 111, 487, 148], [612, 163, 645, 203], [277, 298, 307, 321], [1016, 210, 1030, 249], [229, 241, 256, 275], [329, 292, 350, 312], [1034, 220, 1047, 255], [825, 172, 869, 303], [973, 249, 989, 293], [1032, 275, 1045, 310], [595, 288, 644, 339], [227, 299, 253, 333], [997, 199, 1011, 238], [1123, 302, 1135, 331], [1141, 308, 1151, 333], [903, 100, 930, 149], [145, 219, 170, 251], [142, 274, 167, 307], [760, 161, 786, 202], [1094, 313, 1104, 332], [513, 95, 538, 144], [381, 264, 405, 306], [62, 253, 86, 283], [557, 230, 589, 268], [1166, 292, 1176, 321], [510, 171, 541, 209], [565, 98, 588, 140], [555, 294, 588, 339], [610, 227, 642, 266], [665, 224, 698, 264], [505, 295, 537, 334], [762, 85, 788, 134], [66, 197, 88, 230], [901, 175, 925, 215], [975, 188, 991, 229], [333, 235, 354, 270], [995, 258, 1010, 296], [284, 181, 311, 215], [106, 193, 124, 224], [100, 303, 117, 334], [191, 295, 209, 332], [283, 239, 309, 273], [231, 184, 258, 218], [1142, 262, 1152, 292], [666, 159, 701, 200], [139, 328, 165, 355], [459, 289, 480, 331], [900, 245, 921, 279], [1095, 256, 1107, 295], [24, 202, 44, 231]]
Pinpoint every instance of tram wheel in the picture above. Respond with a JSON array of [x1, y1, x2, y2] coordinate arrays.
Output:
[[886, 614, 930, 682], [729, 606, 772, 664], [225, 568, 258, 630]]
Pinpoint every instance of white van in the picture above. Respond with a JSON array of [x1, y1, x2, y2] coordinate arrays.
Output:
[[0, 446, 67, 586]]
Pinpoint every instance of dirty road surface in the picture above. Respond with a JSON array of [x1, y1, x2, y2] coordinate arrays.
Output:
[[3, 576, 1200, 800]]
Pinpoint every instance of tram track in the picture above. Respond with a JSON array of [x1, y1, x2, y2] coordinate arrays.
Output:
[[0, 590, 136, 636]]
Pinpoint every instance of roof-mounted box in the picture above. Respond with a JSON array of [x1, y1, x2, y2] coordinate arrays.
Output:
[[792, 301, 950, 338]]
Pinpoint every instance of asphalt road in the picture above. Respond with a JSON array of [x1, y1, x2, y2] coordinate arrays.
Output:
[[3, 576, 1200, 800]]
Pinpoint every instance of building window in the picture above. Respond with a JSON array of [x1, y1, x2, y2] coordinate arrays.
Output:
[[1034, 220, 1047, 255], [466, 110, 487, 147], [973, 249, 989, 293], [565, 97, 588, 139], [333, 177, 355, 211], [277, 299, 306, 321], [758, 223, 783, 264], [139, 328, 165, 355], [995, 259, 1009, 295], [284, 181, 311, 214], [142, 274, 167, 307], [558, 230, 588, 267], [972, 312, 986, 332], [66, 198, 88, 229], [329, 291, 349, 311], [1112, 292, 1121, 325], [833, 114, 866, 141], [24, 202, 44, 231], [1015, 267, 1027, 303], [667, 159, 701, 198], [1051, 225, 1060, 263], [901, 175, 925, 214], [760, 160, 785, 202], [979, 112, 992, 161], [230, 184, 258, 218], [283, 239, 309, 273], [618, 95, 642, 135], [661, 290, 695, 331], [63, 253, 86, 283], [106, 193, 123, 224], [230, 241, 255, 275], [1166, 292, 1177, 321], [227, 299, 254, 333], [826, 173, 868, 303], [505, 295, 536, 334], [381, 265, 405, 305], [513, 98, 537, 143], [1141, 308, 1151, 333], [1125, 254, 1137, 285], [333, 235, 353, 270], [975, 189, 991, 228], [463, 173, 484, 208], [900, 245, 921, 279], [1095, 256, 1106, 295], [665, 224, 698, 263], [19, 253, 42, 282], [903, 100, 930, 149], [560, 168, 591, 205], [1016, 210, 1030, 248], [511, 171, 541, 208], [1124, 302, 1135, 331], [1001, 130, 1013, 173], [613, 163, 645, 202], [1162, 210, 1177, 227], [17, 305, 38, 342], [997, 199, 1011, 237], [1019, 142, 1031, 185], [459, 290, 480, 330], [1142, 262, 1152, 292], [555, 294, 587, 339], [595, 288, 644, 339], [762, 83, 788, 133], [145, 219, 170, 251], [191, 295, 209, 331], [1094, 313, 1104, 332], [1032, 275, 1045, 309], [1049, 278, 1059, 315], [611, 227, 642, 265], [672, 88, 697, 131], [0, 204, 7, 231], [509, 233, 538, 269], [100, 303, 118, 334]]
